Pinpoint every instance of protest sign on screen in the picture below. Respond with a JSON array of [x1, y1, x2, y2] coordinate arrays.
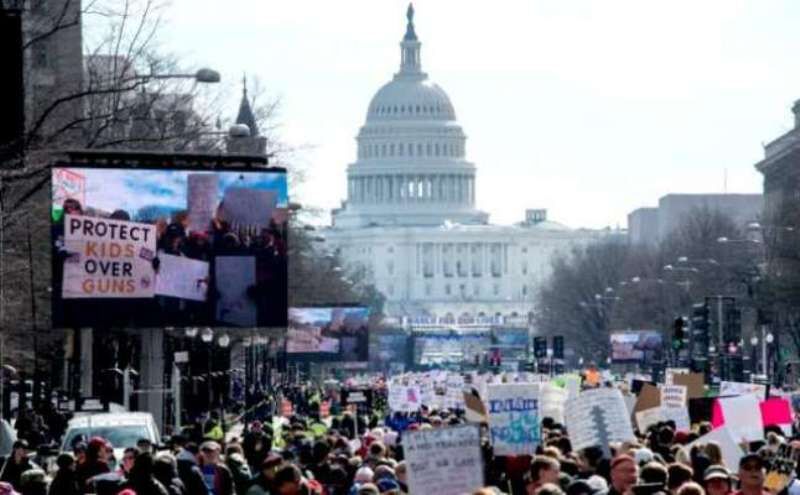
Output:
[[287, 306, 370, 362], [51, 165, 288, 328]]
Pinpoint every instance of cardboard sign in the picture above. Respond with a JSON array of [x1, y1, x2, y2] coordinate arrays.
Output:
[[672, 373, 705, 399], [405, 425, 484, 495], [219, 187, 277, 230], [155, 253, 209, 301], [764, 444, 800, 493], [187, 174, 218, 233], [687, 426, 743, 470], [634, 383, 662, 413], [661, 385, 688, 408], [215, 256, 257, 326], [487, 383, 541, 456], [665, 368, 690, 386], [62, 214, 157, 298], [566, 388, 636, 453], [720, 381, 767, 400]]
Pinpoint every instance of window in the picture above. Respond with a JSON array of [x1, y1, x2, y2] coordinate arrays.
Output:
[[387, 284, 394, 296], [473, 285, 480, 296], [387, 260, 394, 275], [390, 143, 395, 156], [418, 143, 423, 155], [422, 243, 434, 278], [408, 143, 414, 157], [435, 143, 440, 156], [442, 244, 453, 277], [425, 284, 432, 296], [490, 244, 502, 277], [426, 143, 432, 156], [445, 284, 451, 296], [493, 284, 500, 296], [381, 144, 386, 157], [398, 143, 404, 156], [471, 244, 483, 277], [522, 261, 528, 276], [522, 285, 528, 297]]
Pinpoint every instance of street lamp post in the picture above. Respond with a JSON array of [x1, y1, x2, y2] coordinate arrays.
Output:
[[750, 336, 759, 376]]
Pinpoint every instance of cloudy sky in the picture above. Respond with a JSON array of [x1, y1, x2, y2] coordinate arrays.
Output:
[[153, 0, 800, 228], [53, 168, 288, 217]]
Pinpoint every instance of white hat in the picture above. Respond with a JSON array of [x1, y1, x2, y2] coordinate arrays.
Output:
[[587, 475, 608, 493], [635, 447, 654, 465], [355, 466, 374, 484]]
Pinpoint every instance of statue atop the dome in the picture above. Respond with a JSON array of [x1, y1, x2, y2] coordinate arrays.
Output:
[[404, 3, 417, 41]]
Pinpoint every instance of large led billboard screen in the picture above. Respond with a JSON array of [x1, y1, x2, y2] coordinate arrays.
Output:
[[51, 165, 288, 328], [609, 330, 663, 362], [286, 307, 370, 362]]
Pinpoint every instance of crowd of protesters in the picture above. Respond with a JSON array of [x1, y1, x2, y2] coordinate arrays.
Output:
[[1, 375, 799, 495]]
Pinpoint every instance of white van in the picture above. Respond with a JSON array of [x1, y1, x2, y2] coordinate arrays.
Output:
[[60, 412, 161, 462]]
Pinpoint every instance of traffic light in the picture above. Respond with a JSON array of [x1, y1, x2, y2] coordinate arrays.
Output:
[[724, 306, 742, 344], [691, 303, 710, 355], [533, 336, 547, 359], [552, 336, 564, 360]]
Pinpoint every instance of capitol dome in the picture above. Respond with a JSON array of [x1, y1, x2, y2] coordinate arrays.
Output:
[[366, 79, 456, 122], [332, 4, 488, 229]]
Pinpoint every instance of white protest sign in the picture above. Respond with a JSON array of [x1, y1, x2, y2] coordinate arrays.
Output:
[[219, 187, 277, 230], [215, 256, 257, 326], [660, 406, 691, 432], [155, 253, 209, 301], [388, 384, 421, 413], [635, 407, 663, 433], [661, 385, 688, 408], [405, 425, 484, 495], [566, 388, 636, 452], [62, 214, 156, 298], [718, 394, 763, 442], [187, 174, 218, 233], [52, 168, 86, 213], [565, 375, 581, 400], [688, 426, 743, 469], [720, 381, 767, 400], [487, 383, 541, 456]]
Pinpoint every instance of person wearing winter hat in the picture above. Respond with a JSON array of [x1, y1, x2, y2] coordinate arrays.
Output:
[[355, 466, 374, 484], [0, 441, 35, 491], [376, 478, 400, 495], [586, 475, 608, 494]]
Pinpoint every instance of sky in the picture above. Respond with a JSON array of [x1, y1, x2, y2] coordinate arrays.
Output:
[[151, 0, 800, 229], [53, 168, 288, 217]]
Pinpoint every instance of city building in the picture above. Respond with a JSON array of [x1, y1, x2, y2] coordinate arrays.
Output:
[[755, 99, 800, 277], [324, 6, 614, 328], [628, 193, 762, 246]]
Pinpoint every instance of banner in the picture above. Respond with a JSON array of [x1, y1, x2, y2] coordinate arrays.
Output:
[[405, 425, 484, 495], [154, 253, 209, 301], [487, 383, 541, 456], [566, 388, 636, 453], [62, 214, 157, 298]]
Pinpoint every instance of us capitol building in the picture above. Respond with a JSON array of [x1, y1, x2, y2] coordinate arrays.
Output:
[[325, 5, 618, 328]]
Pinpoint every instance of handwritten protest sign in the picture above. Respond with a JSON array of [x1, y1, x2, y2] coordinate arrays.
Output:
[[62, 214, 156, 298], [219, 187, 277, 230], [215, 256, 257, 326], [567, 388, 636, 453], [187, 174, 218, 233], [405, 425, 484, 495], [155, 253, 209, 301], [661, 385, 688, 409], [487, 383, 540, 456]]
